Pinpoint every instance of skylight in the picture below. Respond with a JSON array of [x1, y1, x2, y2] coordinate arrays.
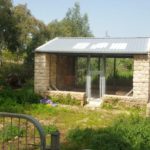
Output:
[[109, 43, 127, 50], [73, 43, 90, 49]]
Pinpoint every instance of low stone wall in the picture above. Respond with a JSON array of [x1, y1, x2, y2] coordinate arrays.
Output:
[[103, 94, 147, 107], [47, 90, 86, 106]]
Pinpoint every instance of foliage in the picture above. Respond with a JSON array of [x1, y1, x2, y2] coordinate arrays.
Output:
[[0, 124, 25, 142], [0, 83, 41, 113], [0, 85, 41, 113], [13, 4, 49, 63], [51, 94, 81, 106], [1, 1, 93, 68], [61, 2, 92, 37], [0, 99, 25, 113], [0, 61, 33, 87], [0, 0, 20, 51], [106, 58, 133, 78], [2, 49, 26, 62], [43, 124, 58, 134], [47, 2, 93, 38], [0, 86, 41, 104], [76, 57, 133, 87], [64, 115, 150, 150]]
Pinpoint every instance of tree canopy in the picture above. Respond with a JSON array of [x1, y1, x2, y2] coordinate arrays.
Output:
[[47, 2, 92, 38], [0, 0, 20, 51], [0, 1, 93, 62], [62, 2, 92, 37]]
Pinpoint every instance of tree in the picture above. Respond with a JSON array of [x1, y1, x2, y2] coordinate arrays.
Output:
[[47, 2, 93, 38], [0, 0, 20, 66], [61, 2, 92, 37], [0, 0, 19, 51], [13, 4, 49, 62], [47, 20, 63, 39], [26, 22, 49, 63]]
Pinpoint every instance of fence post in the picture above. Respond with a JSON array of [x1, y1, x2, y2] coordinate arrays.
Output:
[[51, 131, 60, 150]]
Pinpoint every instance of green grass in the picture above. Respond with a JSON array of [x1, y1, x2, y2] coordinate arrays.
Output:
[[0, 98, 147, 149], [63, 115, 150, 150], [0, 81, 148, 150]]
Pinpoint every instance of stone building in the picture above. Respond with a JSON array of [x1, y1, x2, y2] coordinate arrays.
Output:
[[34, 37, 150, 105]]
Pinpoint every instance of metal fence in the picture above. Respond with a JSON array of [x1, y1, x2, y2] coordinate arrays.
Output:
[[0, 112, 60, 150]]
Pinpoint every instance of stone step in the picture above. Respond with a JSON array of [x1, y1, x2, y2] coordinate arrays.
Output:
[[85, 98, 103, 109]]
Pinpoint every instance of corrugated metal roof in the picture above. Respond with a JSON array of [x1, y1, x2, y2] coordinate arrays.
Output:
[[35, 37, 150, 55]]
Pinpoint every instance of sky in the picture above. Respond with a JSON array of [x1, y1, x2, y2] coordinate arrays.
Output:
[[13, 0, 150, 37]]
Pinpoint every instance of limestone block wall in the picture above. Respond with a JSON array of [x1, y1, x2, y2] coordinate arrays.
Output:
[[48, 90, 85, 103], [133, 55, 150, 101], [34, 53, 50, 93], [103, 95, 147, 107], [34, 53, 76, 93]]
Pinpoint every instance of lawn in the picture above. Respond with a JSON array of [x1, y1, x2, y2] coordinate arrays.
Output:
[[23, 103, 146, 150], [0, 86, 149, 150]]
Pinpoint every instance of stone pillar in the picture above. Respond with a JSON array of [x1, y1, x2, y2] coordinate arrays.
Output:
[[34, 53, 50, 94], [133, 55, 150, 101]]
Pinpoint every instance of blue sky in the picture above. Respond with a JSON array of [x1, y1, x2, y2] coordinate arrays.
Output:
[[13, 0, 150, 37]]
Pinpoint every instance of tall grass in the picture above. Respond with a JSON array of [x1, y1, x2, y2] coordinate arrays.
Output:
[[63, 115, 150, 150]]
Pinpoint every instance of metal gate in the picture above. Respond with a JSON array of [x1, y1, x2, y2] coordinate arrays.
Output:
[[0, 112, 60, 150]]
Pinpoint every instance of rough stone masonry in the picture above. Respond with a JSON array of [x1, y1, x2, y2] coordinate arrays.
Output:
[[34, 53, 150, 105]]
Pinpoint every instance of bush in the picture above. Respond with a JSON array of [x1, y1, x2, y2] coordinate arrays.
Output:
[[0, 99, 25, 113], [64, 115, 150, 150], [0, 62, 33, 87], [0, 84, 41, 112], [0, 86, 41, 104], [43, 124, 58, 134]]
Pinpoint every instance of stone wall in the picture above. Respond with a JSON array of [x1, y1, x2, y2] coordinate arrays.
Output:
[[34, 53, 76, 93], [103, 95, 147, 107], [48, 91, 85, 100], [34, 53, 150, 105], [48, 90, 85, 106], [34, 53, 50, 93], [133, 55, 150, 101]]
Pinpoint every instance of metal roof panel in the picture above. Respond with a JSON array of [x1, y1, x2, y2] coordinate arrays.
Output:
[[36, 37, 150, 55]]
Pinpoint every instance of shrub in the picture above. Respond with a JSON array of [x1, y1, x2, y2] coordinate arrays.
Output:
[[0, 86, 41, 104], [64, 115, 150, 150], [43, 124, 58, 134], [0, 84, 41, 112], [0, 99, 24, 113]]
